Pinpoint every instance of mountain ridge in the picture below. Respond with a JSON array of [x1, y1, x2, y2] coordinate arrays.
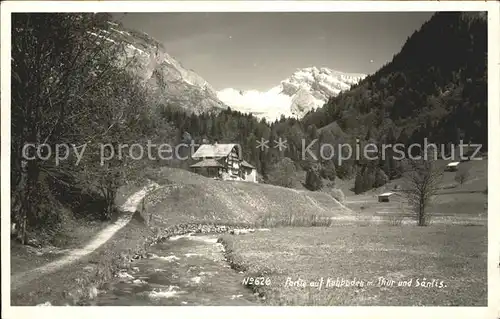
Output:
[[94, 20, 366, 120], [218, 67, 366, 121], [95, 20, 228, 114]]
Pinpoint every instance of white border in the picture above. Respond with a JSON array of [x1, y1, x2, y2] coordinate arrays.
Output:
[[1, 2, 499, 319], [0, 1, 498, 12]]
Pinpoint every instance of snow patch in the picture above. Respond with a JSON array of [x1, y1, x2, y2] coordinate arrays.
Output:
[[110, 27, 128, 36], [126, 43, 150, 57], [86, 31, 116, 43]]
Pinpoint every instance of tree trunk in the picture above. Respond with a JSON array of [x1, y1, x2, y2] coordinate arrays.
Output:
[[418, 204, 426, 226], [106, 190, 114, 220], [21, 217, 27, 245], [14, 159, 39, 244], [14, 159, 29, 244]]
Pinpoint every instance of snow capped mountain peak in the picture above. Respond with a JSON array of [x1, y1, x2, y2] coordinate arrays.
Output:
[[217, 67, 366, 121], [281, 67, 365, 98]]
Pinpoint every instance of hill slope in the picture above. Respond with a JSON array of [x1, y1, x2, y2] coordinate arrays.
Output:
[[141, 167, 352, 227]]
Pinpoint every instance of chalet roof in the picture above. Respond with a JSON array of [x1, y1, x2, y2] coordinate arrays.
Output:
[[190, 159, 224, 168], [192, 143, 240, 159], [241, 160, 255, 169]]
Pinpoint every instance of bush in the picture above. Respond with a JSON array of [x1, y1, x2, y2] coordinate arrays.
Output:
[[319, 160, 336, 181], [335, 161, 354, 179], [305, 167, 323, 191], [354, 167, 375, 194], [267, 157, 296, 188], [374, 168, 389, 188]]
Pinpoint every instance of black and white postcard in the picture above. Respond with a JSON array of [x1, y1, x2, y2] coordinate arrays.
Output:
[[2, 1, 499, 319]]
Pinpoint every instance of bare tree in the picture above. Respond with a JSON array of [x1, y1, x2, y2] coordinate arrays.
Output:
[[402, 158, 443, 226]]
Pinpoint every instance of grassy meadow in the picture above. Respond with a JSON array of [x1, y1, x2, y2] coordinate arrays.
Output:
[[221, 224, 487, 306]]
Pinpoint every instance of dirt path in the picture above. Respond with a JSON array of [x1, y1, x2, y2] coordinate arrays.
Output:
[[11, 183, 159, 290]]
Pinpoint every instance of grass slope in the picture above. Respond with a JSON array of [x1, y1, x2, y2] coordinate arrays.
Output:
[[141, 167, 352, 228]]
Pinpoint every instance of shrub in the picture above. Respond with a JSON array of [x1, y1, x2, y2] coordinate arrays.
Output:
[[335, 161, 354, 179], [319, 160, 336, 181], [267, 157, 296, 188], [305, 167, 323, 191], [354, 167, 375, 194], [374, 168, 389, 188]]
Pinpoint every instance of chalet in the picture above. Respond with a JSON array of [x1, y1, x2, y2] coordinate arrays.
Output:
[[378, 192, 394, 203], [189, 158, 223, 179], [445, 162, 460, 172], [240, 160, 257, 183], [190, 143, 258, 183]]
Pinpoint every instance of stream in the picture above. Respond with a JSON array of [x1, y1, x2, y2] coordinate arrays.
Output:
[[94, 233, 260, 306]]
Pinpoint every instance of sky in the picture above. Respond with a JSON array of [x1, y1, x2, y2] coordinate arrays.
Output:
[[114, 12, 434, 91]]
